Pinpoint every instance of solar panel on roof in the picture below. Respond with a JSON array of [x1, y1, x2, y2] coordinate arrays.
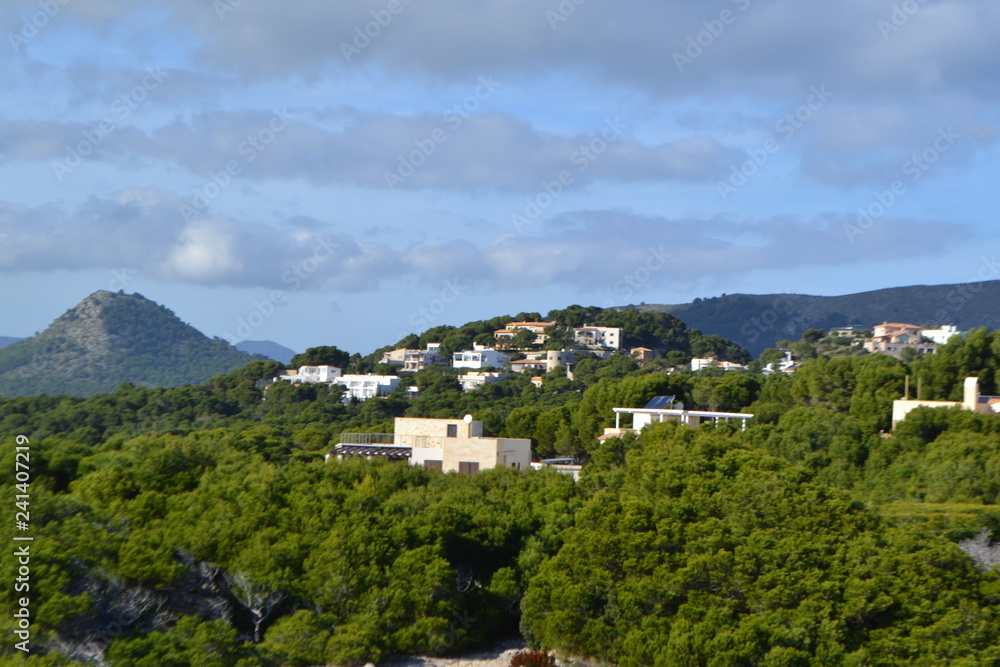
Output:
[[644, 396, 676, 410]]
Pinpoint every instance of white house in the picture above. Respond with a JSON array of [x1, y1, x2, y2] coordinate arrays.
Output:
[[457, 372, 506, 392], [598, 396, 754, 442], [381, 345, 443, 372], [333, 374, 400, 401], [691, 357, 746, 372], [271, 366, 398, 402], [921, 325, 964, 346], [573, 325, 622, 350], [274, 365, 342, 384], [510, 359, 548, 374], [762, 351, 798, 375], [453, 344, 510, 369]]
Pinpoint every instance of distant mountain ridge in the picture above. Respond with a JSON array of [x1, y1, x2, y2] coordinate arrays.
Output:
[[638, 280, 1000, 356], [235, 340, 296, 364], [0, 291, 263, 397], [0, 336, 23, 350]]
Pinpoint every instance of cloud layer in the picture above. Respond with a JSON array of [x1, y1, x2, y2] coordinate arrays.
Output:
[[0, 0, 995, 319], [0, 189, 972, 293]]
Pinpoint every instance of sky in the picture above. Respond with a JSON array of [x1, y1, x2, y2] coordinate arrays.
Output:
[[1, 0, 997, 356]]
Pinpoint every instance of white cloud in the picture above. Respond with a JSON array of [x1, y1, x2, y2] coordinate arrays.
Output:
[[0, 191, 975, 293], [161, 221, 242, 283]]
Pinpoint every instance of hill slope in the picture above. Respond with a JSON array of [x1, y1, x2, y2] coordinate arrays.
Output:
[[0, 291, 260, 397], [0, 336, 23, 350], [638, 281, 1000, 356]]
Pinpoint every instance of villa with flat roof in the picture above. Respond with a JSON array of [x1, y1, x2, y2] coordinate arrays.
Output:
[[330, 416, 531, 474], [598, 396, 754, 442], [892, 377, 1000, 428]]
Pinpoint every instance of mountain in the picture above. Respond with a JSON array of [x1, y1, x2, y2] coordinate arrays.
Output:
[[636, 280, 1000, 356], [235, 339, 296, 364], [0, 336, 23, 350], [0, 291, 263, 397]]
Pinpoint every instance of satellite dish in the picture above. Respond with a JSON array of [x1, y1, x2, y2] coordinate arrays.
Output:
[[675, 402, 684, 410], [463, 414, 473, 424]]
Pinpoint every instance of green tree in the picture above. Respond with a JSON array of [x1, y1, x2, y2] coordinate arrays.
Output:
[[513, 328, 538, 350], [522, 428, 1000, 666], [289, 345, 350, 369]]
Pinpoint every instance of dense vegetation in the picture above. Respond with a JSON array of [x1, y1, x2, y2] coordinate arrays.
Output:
[[0, 291, 261, 398], [2, 316, 1000, 665]]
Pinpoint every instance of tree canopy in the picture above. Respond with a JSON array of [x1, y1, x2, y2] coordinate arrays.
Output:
[[3, 315, 1000, 665]]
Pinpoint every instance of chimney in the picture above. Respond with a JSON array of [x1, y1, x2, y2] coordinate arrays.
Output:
[[964, 377, 980, 411]]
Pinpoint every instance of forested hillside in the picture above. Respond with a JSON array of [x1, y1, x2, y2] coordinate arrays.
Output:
[[2, 322, 1000, 664], [0, 291, 261, 398], [641, 280, 1000, 355]]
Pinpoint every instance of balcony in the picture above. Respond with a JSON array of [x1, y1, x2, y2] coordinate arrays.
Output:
[[338, 432, 395, 445], [333, 432, 410, 460]]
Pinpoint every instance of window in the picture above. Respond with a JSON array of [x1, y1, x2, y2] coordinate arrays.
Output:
[[446, 424, 458, 438], [424, 460, 442, 470], [459, 461, 479, 475]]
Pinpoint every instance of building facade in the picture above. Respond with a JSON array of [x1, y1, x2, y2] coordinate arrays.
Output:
[[573, 325, 622, 349], [864, 322, 937, 358], [333, 374, 400, 400], [892, 377, 1000, 428], [457, 372, 506, 392], [453, 344, 510, 369], [274, 365, 342, 384], [598, 396, 754, 442], [691, 357, 747, 372], [381, 347, 443, 372], [920, 325, 964, 346], [332, 416, 532, 474]]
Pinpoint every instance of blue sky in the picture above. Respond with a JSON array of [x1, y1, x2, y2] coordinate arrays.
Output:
[[1, 0, 997, 355]]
